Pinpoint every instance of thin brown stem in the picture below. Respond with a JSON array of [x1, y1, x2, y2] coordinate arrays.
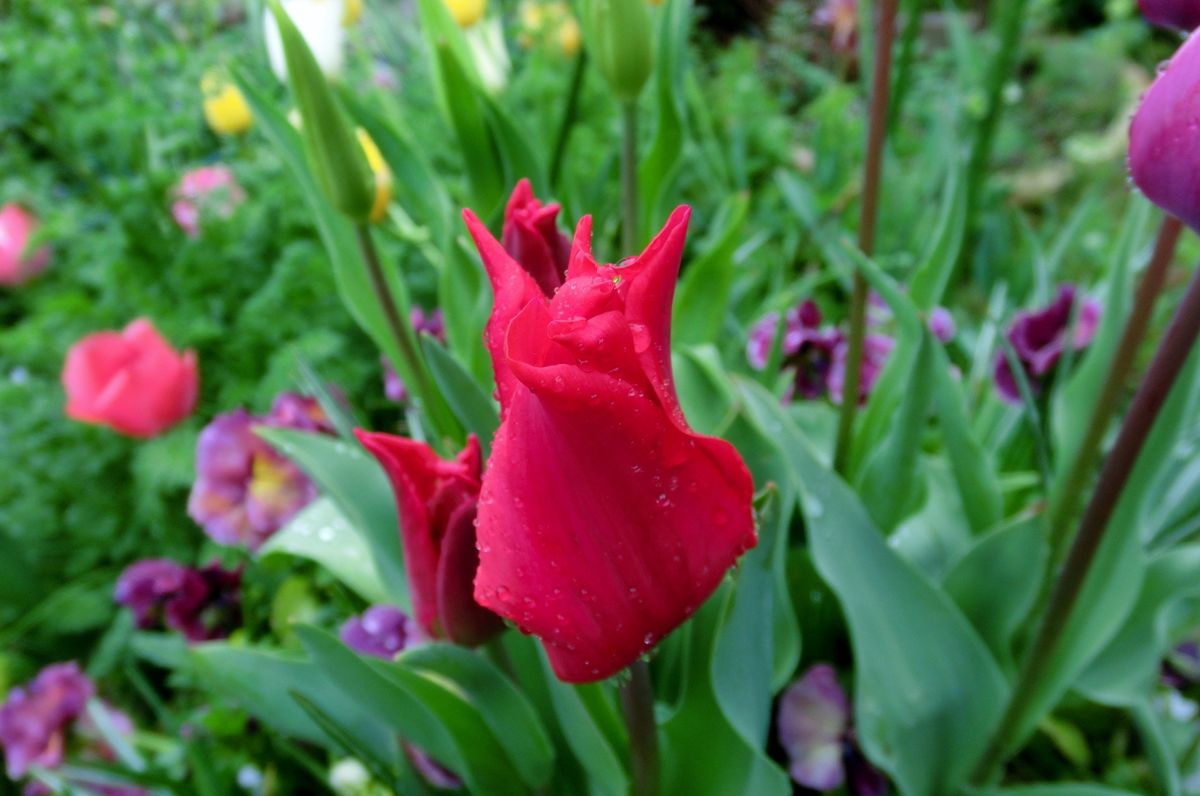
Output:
[[971, 255, 1200, 785], [1047, 215, 1184, 558], [620, 660, 659, 796], [833, 0, 900, 475]]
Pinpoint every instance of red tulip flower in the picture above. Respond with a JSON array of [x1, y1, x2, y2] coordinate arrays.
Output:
[[1129, 28, 1200, 231], [355, 431, 504, 646], [62, 318, 198, 438], [501, 178, 570, 297], [1138, 0, 1200, 30], [464, 190, 757, 682]]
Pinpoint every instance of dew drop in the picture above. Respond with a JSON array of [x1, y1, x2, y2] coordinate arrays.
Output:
[[628, 323, 651, 353]]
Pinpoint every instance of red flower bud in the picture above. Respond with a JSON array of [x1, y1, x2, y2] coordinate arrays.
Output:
[[463, 188, 757, 682], [1129, 28, 1200, 231], [1139, 0, 1200, 31], [355, 431, 503, 647], [501, 178, 571, 297]]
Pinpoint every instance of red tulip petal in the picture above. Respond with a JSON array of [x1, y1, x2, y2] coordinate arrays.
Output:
[[437, 499, 503, 646], [476, 302, 756, 681], [565, 215, 599, 281], [616, 206, 691, 429], [355, 430, 443, 637], [463, 208, 548, 412]]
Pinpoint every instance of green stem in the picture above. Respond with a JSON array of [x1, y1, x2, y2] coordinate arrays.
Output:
[[354, 224, 457, 445], [970, 255, 1200, 785], [1046, 215, 1184, 558], [550, 51, 588, 190], [832, 0, 899, 475], [620, 100, 639, 255], [620, 660, 659, 796]]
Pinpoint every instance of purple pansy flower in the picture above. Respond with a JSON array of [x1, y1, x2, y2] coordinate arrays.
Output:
[[0, 663, 93, 780], [829, 333, 896, 406], [116, 559, 242, 642], [776, 664, 888, 795], [994, 285, 1101, 404], [747, 301, 845, 400], [384, 309, 447, 403], [188, 393, 333, 549]]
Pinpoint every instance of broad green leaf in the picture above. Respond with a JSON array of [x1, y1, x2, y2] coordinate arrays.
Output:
[[943, 517, 1046, 672], [441, 240, 492, 382], [421, 336, 499, 453], [661, 584, 790, 796], [290, 691, 417, 793], [672, 346, 738, 437], [259, 497, 388, 603], [1076, 545, 1200, 704], [932, 343, 1003, 534], [481, 91, 547, 196], [1129, 700, 1182, 796], [436, 42, 504, 216], [296, 625, 527, 794], [971, 786, 1141, 796], [401, 643, 555, 788], [190, 642, 395, 764], [737, 378, 1008, 796], [674, 194, 750, 346], [256, 428, 408, 608], [537, 655, 628, 796]]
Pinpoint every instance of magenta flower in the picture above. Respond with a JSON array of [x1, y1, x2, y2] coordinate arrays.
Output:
[[0, 203, 50, 286], [115, 559, 242, 642], [0, 663, 93, 779], [829, 333, 895, 406], [776, 664, 888, 795], [383, 308, 446, 402], [994, 285, 1100, 404], [187, 393, 333, 549], [338, 605, 461, 789], [501, 179, 570, 296], [171, 165, 245, 238], [747, 301, 845, 400], [1138, 0, 1200, 31], [1129, 28, 1200, 231], [928, 307, 956, 343], [339, 605, 417, 660]]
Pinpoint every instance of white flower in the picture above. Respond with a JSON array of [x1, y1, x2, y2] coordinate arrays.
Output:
[[264, 0, 347, 81], [329, 758, 371, 795]]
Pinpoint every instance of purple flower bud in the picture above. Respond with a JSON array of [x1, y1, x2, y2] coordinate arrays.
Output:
[[829, 334, 895, 406], [1129, 29, 1200, 231], [188, 394, 333, 549], [1139, 0, 1200, 31], [339, 605, 416, 659], [928, 307, 956, 343], [777, 664, 850, 790], [994, 285, 1100, 404], [0, 663, 94, 779]]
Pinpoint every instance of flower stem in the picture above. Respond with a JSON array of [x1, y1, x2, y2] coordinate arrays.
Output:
[[550, 51, 588, 190], [620, 659, 659, 796], [354, 224, 457, 445], [1046, 215, 1184, 558], [970, 253, 1200, 785], [620, 99, 639, 256], [832, 0, 899, 475]]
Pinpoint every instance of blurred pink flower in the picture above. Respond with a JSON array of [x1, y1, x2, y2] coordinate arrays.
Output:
[[62, 318, 198, 437], [0, 203, 50, 286], [171, 165, 245, 237], [115, 559, 242, 641], [187, 394, 333, 549], [0, 663, 93, 780], [829, 333, 895, 406]]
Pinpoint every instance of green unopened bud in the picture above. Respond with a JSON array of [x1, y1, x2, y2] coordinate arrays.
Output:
[[268, 0, 374, 221], [585, 0, 653, 103]]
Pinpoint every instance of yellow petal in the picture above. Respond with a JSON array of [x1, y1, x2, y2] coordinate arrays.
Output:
[[356, 128, 393, 222], [444, 0, 486, 28]]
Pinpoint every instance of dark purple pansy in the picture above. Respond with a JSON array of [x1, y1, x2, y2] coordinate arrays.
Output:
[[994, 285, 1100, 404], [829, 333, 895, 406], [115, 559, 242, 642], [747, 301, 845, 400]]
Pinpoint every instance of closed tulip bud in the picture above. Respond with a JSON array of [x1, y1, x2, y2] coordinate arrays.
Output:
[[1139, 0, 1200, 31], [264, 0, 347, 80], [1129, 29, 1200, 232], [585, 0, 653, 103], [201, 72, 253, 136], [445, 0, 486, 27], [356, 129, 393, 222], [557, 16, 582, 58], [268, 0, 374, 222]]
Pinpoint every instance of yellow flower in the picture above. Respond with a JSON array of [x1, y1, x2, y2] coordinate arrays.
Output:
[[556, 16, 581, 58], [201, 72, 252, 136], [519, 0, 543, 30], [356, 128, 393, 223], [343, 0, 363, 24], [444, 0, 485, 28]]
